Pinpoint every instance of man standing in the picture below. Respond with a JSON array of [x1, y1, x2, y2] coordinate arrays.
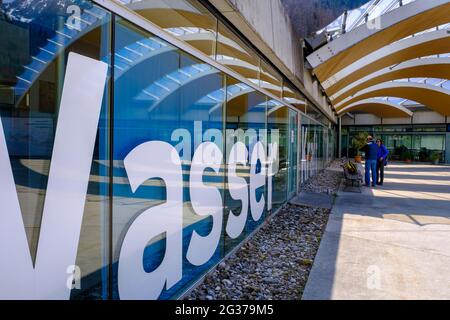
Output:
[[360, 136, 378, 187], [376, 139, 389, 185]]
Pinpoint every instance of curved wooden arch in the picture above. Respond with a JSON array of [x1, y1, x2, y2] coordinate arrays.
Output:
[[335, 82, 450, 116], [130, 1, 215, 30], [337, 99, 413, 118], [220, 59, 278, 85], [324, 30, 450, 96], [331, 58, 450, 105], [307, 0, 450, 82]]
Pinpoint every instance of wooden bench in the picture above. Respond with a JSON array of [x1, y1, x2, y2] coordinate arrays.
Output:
[[342, 164, 363, 187]]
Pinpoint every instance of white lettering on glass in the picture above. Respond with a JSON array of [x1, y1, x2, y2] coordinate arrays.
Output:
[[186, 142, 223, 266], [0, 52, 108, 299], [225, 142, 249, 239], [249, 141, 267, 221], [0, 54, 283, 300], [118, 141, 183, 300]]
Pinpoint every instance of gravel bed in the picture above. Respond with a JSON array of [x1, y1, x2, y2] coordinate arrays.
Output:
[[301, 160, 344, 195], [185, 204, 329, 300], [185, 166, 344, 300]]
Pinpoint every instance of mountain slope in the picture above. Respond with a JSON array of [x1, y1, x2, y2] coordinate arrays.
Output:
[[281, 0, 368, 38]]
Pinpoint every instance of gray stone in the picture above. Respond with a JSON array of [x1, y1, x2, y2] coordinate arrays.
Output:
[[185, 163, 343, 300]]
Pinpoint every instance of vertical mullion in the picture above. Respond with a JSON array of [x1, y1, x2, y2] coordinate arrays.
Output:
[[222, 75, 227, 256], [108, 13, 116, 301]]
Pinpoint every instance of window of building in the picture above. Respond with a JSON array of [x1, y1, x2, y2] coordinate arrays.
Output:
[[0, 0, 112, 299], [119, 0, 218, 57], [216, 21, 260, 85]]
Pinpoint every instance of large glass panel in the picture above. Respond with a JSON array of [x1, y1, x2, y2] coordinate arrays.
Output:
[[300, 116, 309, 184], [328, 126, 335, 161], [341, 127, 349, 158], [412, 134, 445, 161], [391, 135, 413, 160], [0, 0, 111, 299], [112, 18, 225, 300], [224, 77, 267, 252], [118, 0, 218, 57], [283, 82, 306, 113], [421, 135, 445, 151], [307, 102, 320, 121], [311, 121, 318, 176], [267, 104, 288, 211], [216, 21, 260, 85], [300, 116, 320, 183], [317, 124, 324, 171], [260, 60, 283, 98], [287, 108, 298, 198]]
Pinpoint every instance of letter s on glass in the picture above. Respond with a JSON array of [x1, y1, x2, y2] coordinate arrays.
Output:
[[186, 142, 223, 266], [225, 142, 248, 239]]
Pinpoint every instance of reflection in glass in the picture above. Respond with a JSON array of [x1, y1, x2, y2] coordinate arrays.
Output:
[[119, 0, 218, 57], [283, 83, 306, 113], [113, 18, 225, 300], [224, 77, 267, 253], [0, 0, 112, 299], [267, 104, 288, 211], [260, 61, 283, 98], [216, 22, 260, 84], [288, 109, 298, 198]]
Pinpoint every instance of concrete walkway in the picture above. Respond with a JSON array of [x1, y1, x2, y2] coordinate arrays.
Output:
[[303, 163, 450, 300]]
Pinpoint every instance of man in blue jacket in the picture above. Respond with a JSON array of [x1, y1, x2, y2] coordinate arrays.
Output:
[[376, 139, 389, 185], [360, 135, 378, 187]]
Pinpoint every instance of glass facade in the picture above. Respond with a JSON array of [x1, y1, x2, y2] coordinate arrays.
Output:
[[299, 116, 330, 185], [344, 125, 447, 162], [0, 0, 334, 300]]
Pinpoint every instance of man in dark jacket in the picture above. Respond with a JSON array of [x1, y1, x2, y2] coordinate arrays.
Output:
[[360, 136, 378, 187], [376, 139, 389, 185]]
